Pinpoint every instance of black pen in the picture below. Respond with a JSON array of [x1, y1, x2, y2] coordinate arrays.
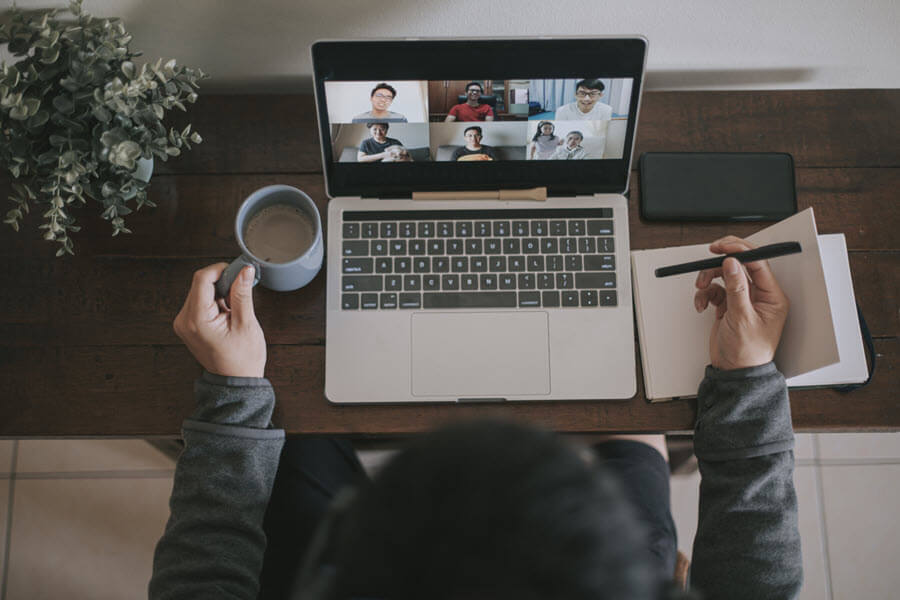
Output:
[[654, 241, 802, 278]]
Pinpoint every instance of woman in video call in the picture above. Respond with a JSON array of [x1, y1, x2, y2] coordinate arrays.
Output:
[[451, 126, 497, 161], [529, 121, 563, 160], [357, 123, 405, 163], [550, 131, 588, 160]]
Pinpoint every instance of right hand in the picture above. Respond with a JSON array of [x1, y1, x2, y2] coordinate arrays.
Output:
[[694, 236, 790, 370]]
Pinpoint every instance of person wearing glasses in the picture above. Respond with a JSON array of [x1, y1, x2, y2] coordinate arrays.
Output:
[[444, 81, 496, 122], [554, 78, 613, 121], [351, 83, 408, 123]]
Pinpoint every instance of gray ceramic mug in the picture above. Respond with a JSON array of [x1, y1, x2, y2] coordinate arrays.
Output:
[[214, 185, 324, 299]]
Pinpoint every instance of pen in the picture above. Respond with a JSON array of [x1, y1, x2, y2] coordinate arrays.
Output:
[[654, 241, 802, 278]]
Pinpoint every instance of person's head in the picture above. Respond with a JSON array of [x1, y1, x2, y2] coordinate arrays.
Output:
[[367, 122, 389, 141], [566, 131, 584, 148], [464, 125, 483, 147], [574, 78, 605, 112], [315, 420, 657, 600], [369, 83, 397, 112], [533, 120, 555, 141], [465, 81, 484, 102]]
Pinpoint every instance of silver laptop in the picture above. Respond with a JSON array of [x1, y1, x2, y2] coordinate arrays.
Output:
[[312, 37, 647, 403]]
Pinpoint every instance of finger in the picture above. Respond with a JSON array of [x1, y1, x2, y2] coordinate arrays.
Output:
[[721, 257, 754, 317], [708, 237, 786, 296], [229, 266, 257, 327], [188, 263, 229, 311], [694, 284, 725, 312]]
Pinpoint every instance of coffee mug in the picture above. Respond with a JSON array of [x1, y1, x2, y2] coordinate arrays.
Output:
[[214, 185, 324, 299]]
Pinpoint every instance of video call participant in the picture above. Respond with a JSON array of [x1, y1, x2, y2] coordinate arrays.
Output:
[[351, 83, 408, 123], [550, 131, 588, 160], [357, 123, 404, 163], [529, 120, 563, 160], [451, 126, 497, 161], [444, 82, 496, 122], [554, 78, 613, 121]]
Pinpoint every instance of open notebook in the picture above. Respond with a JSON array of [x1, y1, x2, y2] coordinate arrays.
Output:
[[631, 208, 868, 400]]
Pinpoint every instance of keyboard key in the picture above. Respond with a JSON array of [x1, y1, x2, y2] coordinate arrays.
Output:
[[452, 257, 468, 273], [343, 275, 382, 292], [404, 275, 421, 291], [518, 273, 535, 289], [542, 291, 560, 307], [375, 258, 391, 273], [480, 274, 497, 289], [503, 238, 520, 254], [575, 273, 616, 289], [428, 239, 445, 255], [409, 239, 426, 255], [465, 239, 483, 254], [531, 220, 548, 236], [447, 239, 464, 255], [527, 256, 545, 272], [556, 273, 574, 289], [380, 222, 397, 238], [489, 256, 507, 272], [441, 274, 460, 290], [584, 255, 615, 271], [371, 240, 388, 256], [561, 237, 578, 254], [550, 220, 566, 235], [587, 220, 614, 235], [485, 239, 502, 254], [522, 238, 539, 254], [512, 221, 529, 236], [399, 293, 421, 309], [578, 237, 596, 254], [361, 293, 378, 309], [519, 291, 540, 307], [394, 257, 411, 273], [385, 275, 402, 291], [390, 240, 407, 255], [562, 291, 579, 306], [470, 256, 487, 272], [597, 237, 614, 253], [546, 255, 563, 271], [461, 274, 478, 290], [433, 257, 450, 272], [413, 257, 429, 273], [400, 222, 416, 238], [475, 221, 491, 236], [538, 273, 554, 289], [423, 275, 440, 290], [343, 223, 360, 238], [423, 292, 517, 309], [568, 220, 586, 235], [418, 222, 434, 237], [493, 221, 510, 236], [600, 291, 618, 306], [456, 221, 472, 237], [581, 290, 598, 307], [361, 223, 378, 238], [508, 256, 525, 272], [343, 240, 368, 256], [499, 274, 516, 289], [437, 222, 453, 237], [380, 293, 398, 309], [541, 238, 558, 254], [342, 293, 359, 309], [565, 255, 583, 271], [343, 258, 373, 274]]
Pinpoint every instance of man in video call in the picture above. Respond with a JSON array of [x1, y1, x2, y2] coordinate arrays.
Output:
[[451, 125, 498, 161], [351, 83, 408, 123], [150, 235, 802, 600], [356, 122, 404, 163], [551, 130, 588, 160], [554, 78, 614, 121], [444, 81, 496, 122]]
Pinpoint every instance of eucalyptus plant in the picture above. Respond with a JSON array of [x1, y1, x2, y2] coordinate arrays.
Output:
[[0, 0, 207, 255]]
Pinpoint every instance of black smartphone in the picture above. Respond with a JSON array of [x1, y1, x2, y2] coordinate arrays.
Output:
[[639, 152, 797, 221]]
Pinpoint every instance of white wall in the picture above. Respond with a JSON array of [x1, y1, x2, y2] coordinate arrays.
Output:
[[4, 0, 899, 91]]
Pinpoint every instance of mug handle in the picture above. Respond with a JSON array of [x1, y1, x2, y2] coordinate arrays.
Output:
[[214, 256, 262, 300]]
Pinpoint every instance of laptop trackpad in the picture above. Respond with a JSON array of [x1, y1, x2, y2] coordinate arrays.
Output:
[[411, 312, 551, 398]]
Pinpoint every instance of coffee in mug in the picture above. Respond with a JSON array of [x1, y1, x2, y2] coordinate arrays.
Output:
[[243, 204, 316, 264]]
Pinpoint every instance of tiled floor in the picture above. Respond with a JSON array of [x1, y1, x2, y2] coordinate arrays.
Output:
[[0, 434, 898, 599]]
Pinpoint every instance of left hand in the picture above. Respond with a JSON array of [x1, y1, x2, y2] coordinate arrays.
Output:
[[173, 263, 267, 378]]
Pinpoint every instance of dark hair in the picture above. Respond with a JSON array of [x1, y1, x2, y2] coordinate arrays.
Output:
[[532, 120, 556, 142], [567, 130, 584, 141], [464, 125, 483, 137], [366, 122, 389, 131], [465, 81, 484, 93], [370, 83, 397, 99], [575, 78, 605, 93], [331, 420, 657, 600]]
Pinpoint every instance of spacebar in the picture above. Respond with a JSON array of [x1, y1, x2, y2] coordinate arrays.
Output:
[[423, 292, 517, 309]]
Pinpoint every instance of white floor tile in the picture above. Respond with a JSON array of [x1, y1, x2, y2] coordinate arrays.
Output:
[[669, 470, 700, 557], [16, 440, 174, 474], [820, 464, 900, 600], [794, 466, 830, 600], [0, 440, 14, 474], [794, 434, 816, 461], [815, 433, 900, 462], [5, 477, 173, 600]]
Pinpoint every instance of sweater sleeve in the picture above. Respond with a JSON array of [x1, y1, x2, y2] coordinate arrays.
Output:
[[149, 371, 285, 600], [690, 363, 803, 600]]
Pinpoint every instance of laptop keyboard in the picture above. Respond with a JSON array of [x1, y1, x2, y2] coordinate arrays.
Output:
[[339, 208, 617, 310]]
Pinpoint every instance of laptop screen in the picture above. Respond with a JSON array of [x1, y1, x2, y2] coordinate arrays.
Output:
[[312, 38, 647, 198]]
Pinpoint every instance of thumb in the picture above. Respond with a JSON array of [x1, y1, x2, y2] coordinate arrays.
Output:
[[722, 258, 754, 318], [229, 266, 256, 326]]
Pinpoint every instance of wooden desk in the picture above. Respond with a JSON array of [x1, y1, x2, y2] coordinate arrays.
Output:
[[1, 90, 897, 437]]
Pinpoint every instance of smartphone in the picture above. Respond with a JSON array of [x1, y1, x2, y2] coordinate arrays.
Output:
[[639, 152, 797, 221]]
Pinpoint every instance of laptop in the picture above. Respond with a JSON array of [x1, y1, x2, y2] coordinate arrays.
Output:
[[312, 37, 647, 403]]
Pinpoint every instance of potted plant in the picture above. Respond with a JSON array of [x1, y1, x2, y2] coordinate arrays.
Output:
[[0, 0, 207, 255]]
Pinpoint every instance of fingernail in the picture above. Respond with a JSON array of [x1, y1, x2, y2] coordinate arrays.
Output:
[[243, 266, 255, 282], [724, 258, 739, 275]]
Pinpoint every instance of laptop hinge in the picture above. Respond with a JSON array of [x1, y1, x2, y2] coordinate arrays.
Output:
[[412, 187, 547, 202]]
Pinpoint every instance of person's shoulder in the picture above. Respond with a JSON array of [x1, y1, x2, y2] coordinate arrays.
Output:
[[596, 103, 613, 118], [352, 111, 372, 120], [448, 104, 462, 115]]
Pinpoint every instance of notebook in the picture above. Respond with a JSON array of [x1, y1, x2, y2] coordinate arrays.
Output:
[[311, 37, 648, 403], [632, 208, 867, 401]]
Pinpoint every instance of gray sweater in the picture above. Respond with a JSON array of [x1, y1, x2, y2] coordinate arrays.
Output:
[[149, 363, 802, 599]]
